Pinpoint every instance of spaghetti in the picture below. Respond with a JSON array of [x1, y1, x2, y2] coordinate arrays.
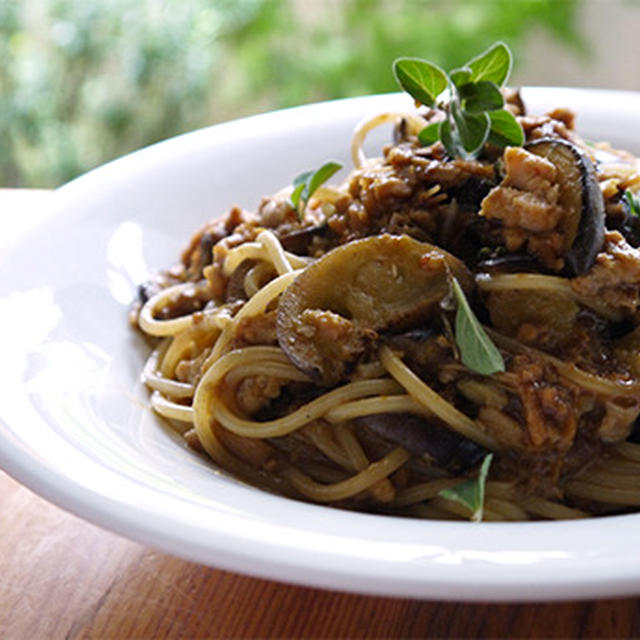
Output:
[[134, 93, 640, 521]]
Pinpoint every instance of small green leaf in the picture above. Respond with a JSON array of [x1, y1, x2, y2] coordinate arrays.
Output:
[[459, 81, 504, 113], [466, 42, 512, 87], [451, 104, 490, 156], [289, 170, 312, 210], [624, 189, 640, 217], [449, 67, 472, 88], [289, 161, 342, 220], [439, 453, 494, 522], [289, 182, 306, 211], [487, 109, 525, 148], [451, 277, 505, 375], [418, 122, 440, 146], [306, 161, 342, 201], [439, 119, 457, 158], [393, 57, 448, 107]]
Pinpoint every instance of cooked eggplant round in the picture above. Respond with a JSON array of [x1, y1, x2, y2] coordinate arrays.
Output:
[[525, 138, 605, 277], [276, 234, 473, 386], [353, 412, 487, 472]]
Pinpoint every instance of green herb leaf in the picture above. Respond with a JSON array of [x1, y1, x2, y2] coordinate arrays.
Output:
[[290, 171, 312, 210], [624, 189, 640, 217], [417, 122, 440, 146], [458, 80, 504, 113], [306, 161, 342, 201], [449, 67, 472, 88], [290, 161, 342, 219], [439, 119, 457, 158], [451, 277, 505, 375], [439, 453, 494, 522], [393, 57, 448, 107], [451, 105, 490, 156], [466, 41, 512, 87], [487, 109, 525, 148], [392, 42, 520, 160]]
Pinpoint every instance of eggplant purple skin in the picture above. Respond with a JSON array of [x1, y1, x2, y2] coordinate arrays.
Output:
[[525, 137, 605, 277], [279, 223, 333, 255], [353, 412, 487, 473]]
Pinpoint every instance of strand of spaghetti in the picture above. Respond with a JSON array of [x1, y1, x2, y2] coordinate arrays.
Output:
[[244, 261, 275, 298], [193, 417, 253, 473], [143, 364, 195, 399], [427, 496, 503, 522], [333, 424, 369, 470], [138, 281, 214, 337], [194, 417, 300, 498], [202, 270, 300, 370], [207, 378, 402, 439], [160, 312, 228, 378], [199, 345, 290, 386], [518, 496, 587, 519], [329, 424, 396, 502], [475, 272, 615, 317], [485, 498, 530, 521], [563, 480, 640, 506], [282, 447, 410, 502], [224, 361, 310, 388], [616, 442, 640, 462], [223, 242, 266, 275], [392, 478, 462, 507], [485, 481, 517, 500], [150, 391, 194, 423], [404, 502, 466, 520], [353, 360, 388, 380], [301, 422, 353, 470], [324, 394, 424, 423], [379, 346, 497, 450], [142, 339, 196, 399], [476, 273, 573, 295], [351, 111, 428, 168], [582, 468, 640, 488], [223, 237, 309, 277], [256, 230, 294, 274], [216, 425, 274, 468], [487, 328, 640, 397], [193, 346, 399, 440], [603, 458, 640, 474]]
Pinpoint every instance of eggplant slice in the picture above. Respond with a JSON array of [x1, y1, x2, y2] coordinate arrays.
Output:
[[525, 138, 605, 277], [276, 234, 473, 386], [353, 412, 487, 472]]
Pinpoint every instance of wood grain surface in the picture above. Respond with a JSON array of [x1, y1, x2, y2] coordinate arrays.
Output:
[[1, 471, 640, 639], [2, 189, 640, 639]]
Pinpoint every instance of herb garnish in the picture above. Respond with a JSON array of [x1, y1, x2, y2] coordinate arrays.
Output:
[[393, 42, 524, 159], [439, 453, 494, 522], [624, 189, 640, 217], [451, 277, 505, 375], [290, 161, 342, 220]]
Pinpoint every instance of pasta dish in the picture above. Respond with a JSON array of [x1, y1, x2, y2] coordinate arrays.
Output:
[[132, 53, 640, 521]]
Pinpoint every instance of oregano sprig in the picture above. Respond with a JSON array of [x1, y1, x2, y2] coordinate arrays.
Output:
[[438, 453, 494, 522], [290, 161, 342, 221], [451, 277, 505, 376], [393, 42, 524, 159]]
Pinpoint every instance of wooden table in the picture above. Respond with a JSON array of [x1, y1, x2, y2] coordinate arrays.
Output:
[[2, 189, 640, 639]]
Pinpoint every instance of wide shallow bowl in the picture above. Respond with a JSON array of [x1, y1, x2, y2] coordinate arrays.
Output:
[[2, 88, 640, 601]]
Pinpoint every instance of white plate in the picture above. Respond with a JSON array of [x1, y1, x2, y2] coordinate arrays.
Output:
[[2, 89, 640, 601]]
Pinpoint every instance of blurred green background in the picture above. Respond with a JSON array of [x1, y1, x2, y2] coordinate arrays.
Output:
[[0, 0, 614, 187]]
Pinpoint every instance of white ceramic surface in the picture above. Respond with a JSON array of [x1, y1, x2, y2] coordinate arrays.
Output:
[[2, 89, 640, 601]]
